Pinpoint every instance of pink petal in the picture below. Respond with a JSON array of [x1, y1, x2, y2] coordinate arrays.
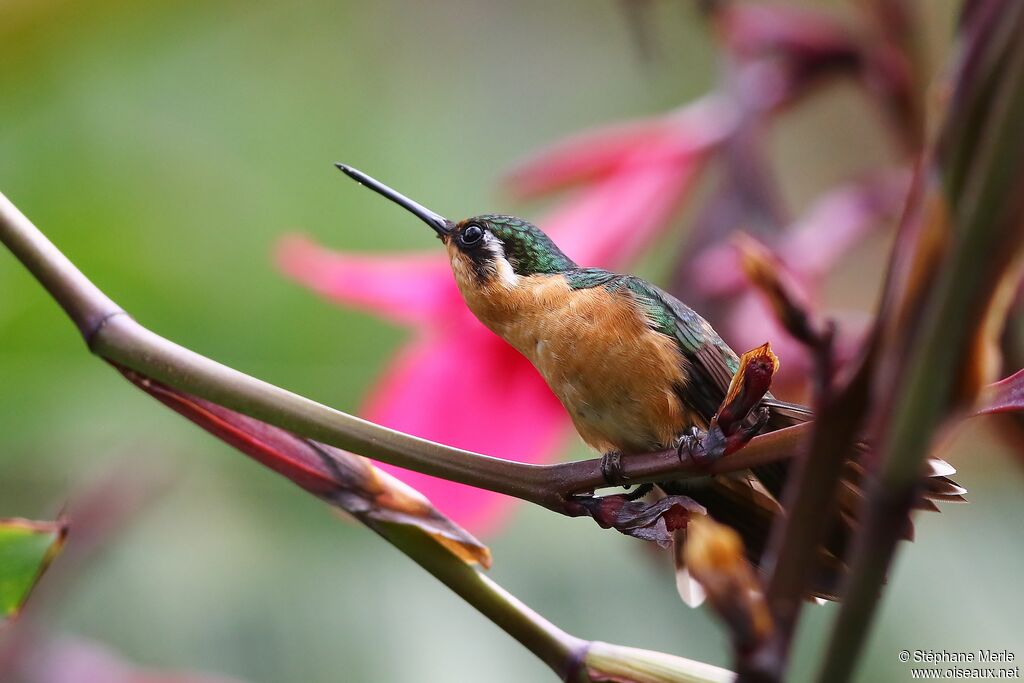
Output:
[[362, 326, 570, 533], [275, 234, 457, 325], [723, 294, 869, 393], [720, 3, 856, 62], [689, 172, 909, 298], [504, 117, 684, 199], [781, 170, 910, 281], [505, 97, 732, 200], [545, 149, 702, 268], [689, 241, 753, 298]]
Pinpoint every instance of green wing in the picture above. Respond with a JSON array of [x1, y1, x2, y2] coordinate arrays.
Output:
[[564, 267, 620, 290], [566, 268, 740, 422], [609, 274, 812, 499], [620, 278, 742, 422]]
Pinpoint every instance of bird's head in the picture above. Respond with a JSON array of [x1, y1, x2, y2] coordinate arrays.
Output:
[[337, 164, 576, 295]]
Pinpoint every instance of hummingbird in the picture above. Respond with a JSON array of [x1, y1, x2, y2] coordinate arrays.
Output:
[[335, 163, 965, 600]]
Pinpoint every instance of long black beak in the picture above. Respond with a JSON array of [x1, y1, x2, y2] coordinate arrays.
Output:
[[335, 163, 453, 237]]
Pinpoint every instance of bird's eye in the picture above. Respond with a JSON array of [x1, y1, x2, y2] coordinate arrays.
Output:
[[461, 224, 484, 246]]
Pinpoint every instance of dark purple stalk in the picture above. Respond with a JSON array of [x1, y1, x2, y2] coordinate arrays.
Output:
[[818, 3, 1024, 680]]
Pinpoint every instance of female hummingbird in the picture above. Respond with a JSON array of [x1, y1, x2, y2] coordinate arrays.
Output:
[[335, 163, 964, 600]]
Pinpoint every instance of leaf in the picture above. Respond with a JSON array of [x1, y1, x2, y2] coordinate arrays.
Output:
[[713, 342, 779, 437], [0, 518, 66, 622], [563, 495, 705, 548], [734, 233, 820, 346], [700, 342, 780, 460], [975, 368, 1024, 416], [683, 516, 772, 654], [117, 368, 491, 568]]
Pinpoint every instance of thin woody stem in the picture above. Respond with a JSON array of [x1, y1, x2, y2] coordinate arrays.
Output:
[[0, 189, 808, 514], [371, 522, 591, 682], [740, 326, 874, 683]]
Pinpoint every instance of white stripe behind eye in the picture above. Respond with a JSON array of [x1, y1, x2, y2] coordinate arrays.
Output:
[[485, 235, 520, 288]]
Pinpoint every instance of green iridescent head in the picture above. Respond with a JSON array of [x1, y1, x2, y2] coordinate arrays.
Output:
[[451, 215, 575, 278], [336, 164, 576, 283]]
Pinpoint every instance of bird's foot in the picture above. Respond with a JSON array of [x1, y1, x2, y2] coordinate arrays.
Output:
[[600, 451, 629, 487], [750, 406, 771, 434], [721, 406, 771, 454], [675, 426, 709, 464], [622, 483, 654, 501], [679, 407, 772, 463]]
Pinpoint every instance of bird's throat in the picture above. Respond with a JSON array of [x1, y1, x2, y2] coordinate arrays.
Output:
[[451, 262, 571, 343]]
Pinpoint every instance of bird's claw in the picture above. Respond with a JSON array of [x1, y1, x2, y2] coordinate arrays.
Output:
[[675, 426, 708, 463], [728, 406, 771, 451], [600, 451, 629, 486], [751, 406, 771, 433]]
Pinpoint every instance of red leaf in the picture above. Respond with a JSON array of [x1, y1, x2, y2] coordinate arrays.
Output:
[[976, 368, 1024, 416], [564, 495, 705, 548], [116, 368, 492, 568]]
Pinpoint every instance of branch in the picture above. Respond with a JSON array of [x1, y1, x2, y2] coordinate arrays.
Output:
[[121, 364, 738, 683], [0, 189, 809, 516], [369, 520, 734, 682]]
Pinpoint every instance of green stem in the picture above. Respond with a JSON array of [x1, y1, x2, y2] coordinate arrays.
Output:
[[374, 522, 590, 681]]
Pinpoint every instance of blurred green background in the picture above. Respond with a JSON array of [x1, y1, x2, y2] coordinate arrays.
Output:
[[1, 1, 1022, 681]]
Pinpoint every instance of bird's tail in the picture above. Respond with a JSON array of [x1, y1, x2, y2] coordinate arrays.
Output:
[[667, 397, 966, 602], [760, 396, 967, 516]]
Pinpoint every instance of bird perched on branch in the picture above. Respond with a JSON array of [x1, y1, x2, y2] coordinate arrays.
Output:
[[336, 163, 965, 601]]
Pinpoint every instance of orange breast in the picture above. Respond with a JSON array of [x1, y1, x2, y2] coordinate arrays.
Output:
[[457, 271, 699, 454]]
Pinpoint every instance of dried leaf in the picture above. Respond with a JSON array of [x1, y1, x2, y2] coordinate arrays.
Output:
[[735, 233, 820, 346], [975, 368, 1024, 416], [715, 342, 779, 436], [699, 343, 779, 460], [0, 519, 66, 623], [683, 516, 772, 653], [563, 495, 705, 548], [959, 254, 1024, 402], [118, 368, 491, 568]]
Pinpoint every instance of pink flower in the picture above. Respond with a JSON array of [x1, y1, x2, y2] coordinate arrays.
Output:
[[715, 2, 916, 145], [689, 171, 909, 391], [276, 101, 727, 533]]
